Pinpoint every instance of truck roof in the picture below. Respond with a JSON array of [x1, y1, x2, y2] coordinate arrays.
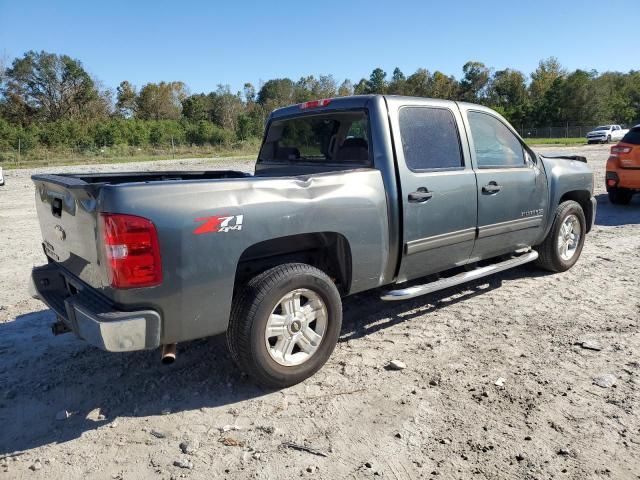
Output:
[[270, 94, 466, 119]]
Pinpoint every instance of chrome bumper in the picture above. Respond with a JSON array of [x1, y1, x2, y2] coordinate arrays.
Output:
[[31, 263, 161, 352]]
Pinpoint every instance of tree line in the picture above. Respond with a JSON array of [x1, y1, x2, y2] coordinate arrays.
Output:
[[1, 50, 639, 154]]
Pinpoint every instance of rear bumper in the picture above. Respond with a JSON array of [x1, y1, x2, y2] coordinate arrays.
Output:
[[31, 263, 161, 352], [616, 168, 640, 189]]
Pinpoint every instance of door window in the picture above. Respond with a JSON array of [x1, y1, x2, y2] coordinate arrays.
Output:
[[398, 107, 463, 171], [468, 111, 525, 168]]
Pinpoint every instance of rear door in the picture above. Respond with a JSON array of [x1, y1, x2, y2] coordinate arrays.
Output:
[[459, 106, 548, 261], [386, 97, 478, 283]]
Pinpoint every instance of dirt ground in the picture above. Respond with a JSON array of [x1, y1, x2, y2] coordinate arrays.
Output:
[[0, 145, 638, 480]]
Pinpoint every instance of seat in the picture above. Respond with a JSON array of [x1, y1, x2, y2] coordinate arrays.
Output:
[[275, 147, 300, 161], [335, 138, 369, 162]]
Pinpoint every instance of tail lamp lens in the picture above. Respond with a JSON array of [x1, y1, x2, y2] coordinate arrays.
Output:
[[100, 213, 162, 288], [611, 146, 632, 154]]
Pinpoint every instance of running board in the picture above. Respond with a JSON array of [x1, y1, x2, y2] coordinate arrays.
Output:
[[380, 251, 539, 301]]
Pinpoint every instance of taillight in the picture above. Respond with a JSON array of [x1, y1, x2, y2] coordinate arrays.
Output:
[[100, 213, 162, 289], [299, 98, 331, 109], [611, 145, 632, 154]]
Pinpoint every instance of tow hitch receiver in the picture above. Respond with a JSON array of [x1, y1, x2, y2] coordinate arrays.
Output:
[[52, 318, 72, 335]]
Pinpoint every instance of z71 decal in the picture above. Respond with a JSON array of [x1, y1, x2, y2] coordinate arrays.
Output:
[[193, 215, 244, 235]]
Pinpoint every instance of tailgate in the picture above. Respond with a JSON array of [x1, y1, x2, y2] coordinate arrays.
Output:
[[32, 175, 106, 288]]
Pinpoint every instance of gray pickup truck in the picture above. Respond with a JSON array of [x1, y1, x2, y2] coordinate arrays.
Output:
[[31, 95, 595, 387]]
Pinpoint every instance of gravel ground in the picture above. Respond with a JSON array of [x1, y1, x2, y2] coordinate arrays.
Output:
[[0, 145, 638, 479]]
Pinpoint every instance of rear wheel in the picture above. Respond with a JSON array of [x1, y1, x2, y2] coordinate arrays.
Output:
[[227, 263, 342, 388], [535, 201, 586, 272], [608, 187, 633, 205]]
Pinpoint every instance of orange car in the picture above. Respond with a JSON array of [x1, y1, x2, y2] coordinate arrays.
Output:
[[606, 125, 640, 204]]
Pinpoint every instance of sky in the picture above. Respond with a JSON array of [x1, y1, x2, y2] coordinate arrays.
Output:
[[1, 0, 638, 95]]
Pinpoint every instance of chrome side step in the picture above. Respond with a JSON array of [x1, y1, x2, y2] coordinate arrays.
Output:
[[381, 251, 539, 301]]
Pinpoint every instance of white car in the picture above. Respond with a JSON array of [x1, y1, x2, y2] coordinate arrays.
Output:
[[0, 167, 4, 186], [586, 125, 629, 144]]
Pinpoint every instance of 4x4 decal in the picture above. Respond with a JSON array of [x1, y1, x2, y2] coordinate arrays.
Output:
[[193, 215, 244, 235]]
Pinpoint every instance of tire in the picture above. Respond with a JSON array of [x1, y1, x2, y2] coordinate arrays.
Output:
[[608, 187, 633, 205], [227, 263, 342, 389], [535, 200, 586, 273]]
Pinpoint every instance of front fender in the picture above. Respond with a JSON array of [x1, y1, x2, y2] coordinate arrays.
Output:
[[539, 156, 594, 239]]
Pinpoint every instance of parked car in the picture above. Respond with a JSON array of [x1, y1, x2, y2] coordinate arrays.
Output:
[[30, 95, 595, 388], [0, 167, 4, 186], [586, 125, 628, 144], [606, 124, 640, 204]]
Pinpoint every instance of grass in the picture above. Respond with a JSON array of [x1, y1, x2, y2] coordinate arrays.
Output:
[[0, 141, 261, 169], [1, 137, 594, 170], [523, 138, 586, 146]]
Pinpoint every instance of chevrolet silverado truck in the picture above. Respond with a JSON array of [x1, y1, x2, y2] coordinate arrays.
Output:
[[586, 124, 628, 144], [31, 95, 596, 388]]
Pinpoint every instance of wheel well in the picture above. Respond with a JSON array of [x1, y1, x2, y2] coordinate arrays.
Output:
[[234, 232, 352, 295], [559, 190, 593, 232]]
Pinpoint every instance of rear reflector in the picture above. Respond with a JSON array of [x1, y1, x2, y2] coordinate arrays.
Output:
[[300, 99, 331, 109], [100, 213, 162, 289], [611, 146, 632, 154], [607, 179, 617, 187]]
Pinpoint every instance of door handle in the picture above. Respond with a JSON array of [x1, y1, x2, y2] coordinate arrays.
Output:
[[408, 188, 433, 203], [482, 182, 502, 194]]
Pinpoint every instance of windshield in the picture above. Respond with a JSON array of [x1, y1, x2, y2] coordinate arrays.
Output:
[[259, 111, 370, 165], [594, 126, 610, 131]]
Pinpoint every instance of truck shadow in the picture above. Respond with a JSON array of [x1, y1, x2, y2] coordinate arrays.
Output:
[[0, 265, 549, 455], [594, 193, 640, 226], [340, 264, 549, 343]]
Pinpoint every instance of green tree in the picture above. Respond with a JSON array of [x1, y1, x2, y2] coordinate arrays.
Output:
[[115, 81, 137, 117], [405, 69, 432, 97], [337, 79, 353, 97], [136, 81, 187, 120], [459, 61, 490, 103], [388, 67, 406, 94], [353, 78, 369, 95], [2, 50, 102, 124], [257, 78, 296, 108], [367, 68, 388, 94], [487, 69, 529, 125]]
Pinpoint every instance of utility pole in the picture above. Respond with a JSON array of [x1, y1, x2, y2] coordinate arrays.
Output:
[[18, 138, 21, 164], [171, 136, 175, 159]]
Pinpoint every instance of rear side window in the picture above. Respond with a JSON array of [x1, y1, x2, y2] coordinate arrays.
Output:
[[259, 111, 370, 165], [467, 111, 525, 168], [622, 127, 640, 145], [398, 107, 463, 171]]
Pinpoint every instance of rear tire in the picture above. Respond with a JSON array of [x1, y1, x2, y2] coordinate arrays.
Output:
[[535, 201, 586, 273], [227, 263, 342, 389], [608, 187, 633, 205]]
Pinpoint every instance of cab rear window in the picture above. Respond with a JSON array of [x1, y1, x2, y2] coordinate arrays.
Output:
[[259, 112, 370, 165], [621, 127, 640, 145]]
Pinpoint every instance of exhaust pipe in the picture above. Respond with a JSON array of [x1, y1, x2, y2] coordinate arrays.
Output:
[[161, 343, 177, 364]]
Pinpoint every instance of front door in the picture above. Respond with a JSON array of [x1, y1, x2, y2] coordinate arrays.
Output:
[[387, 98, 478, 283], [461, 107, 548, 261]]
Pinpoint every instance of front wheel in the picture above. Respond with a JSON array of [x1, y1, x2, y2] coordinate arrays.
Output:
[[227, 263, 342, 389], [535, 200, 586, 272]]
